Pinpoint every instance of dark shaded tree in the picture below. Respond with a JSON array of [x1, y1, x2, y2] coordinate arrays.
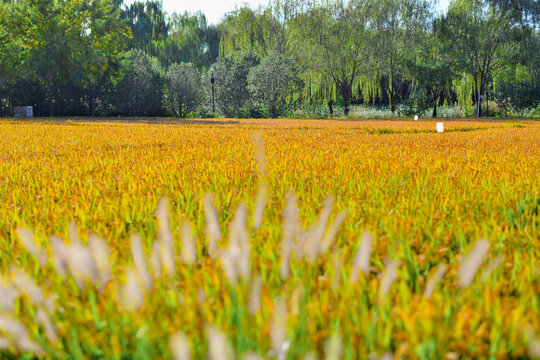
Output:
[[248, 53, 303, 118], [165, 62, 201, 117]]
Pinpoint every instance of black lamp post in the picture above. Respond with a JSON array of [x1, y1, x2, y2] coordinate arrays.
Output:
[[211, 68, 215, 115]]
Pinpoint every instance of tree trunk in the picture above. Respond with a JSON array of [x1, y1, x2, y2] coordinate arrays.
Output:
[[389, 66, 396, 113], [90, 82, 96, 117], [48, 71, 54, 117], [341, 82, 351, 116], [432, 91, 439, 118], [328, 100, 334, 116]]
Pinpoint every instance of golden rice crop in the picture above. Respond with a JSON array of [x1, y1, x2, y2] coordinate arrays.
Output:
[[0, 118, 538, 359]]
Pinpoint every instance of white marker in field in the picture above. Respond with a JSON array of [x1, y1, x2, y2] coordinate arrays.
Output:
[[414, 115, 419, 121], [436, 122, 444, 133]]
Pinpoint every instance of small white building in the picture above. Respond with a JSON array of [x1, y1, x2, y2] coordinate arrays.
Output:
[[12, 106, 33, 118]]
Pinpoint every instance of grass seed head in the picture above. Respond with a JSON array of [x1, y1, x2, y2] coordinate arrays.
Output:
[[0, 314, 43, 355], [230, 203, 249, 278], [458, 239, 490, 288], [324, 330, 342, 360], [169, 331, 190, 360], [158, 198, 176, 276], [88, 233, 112, 288], [130, 234, 152, 291], [319, 210, 347, 255], [351, 231, 373, 282], [150, 240, 162, 278], [207, 326, 234, 360], [424, 263, 447, 298], [203, 193, 221, 258], [16, 228, 42, 261], [0, 280, 18, 312], [66, 240, 99, 289], [249, 276, 262, 315], [254, 184, 267, 229], [11, 267, 44, 304], [119, 268, 145, 312], [379, 261, 399, 300], [280, 192, 297, 280], [270, 297, 288, 357], [49, 236, 69, 276], [181, 221, 197, 265], [35, 309, 57, 343]]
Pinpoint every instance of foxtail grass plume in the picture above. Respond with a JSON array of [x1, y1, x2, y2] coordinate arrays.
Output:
[[245, 352, 264, 360], [49, 236, 69, 276], [379, 261, 399, 299], [35, 309, 57, 343], [88, 234, 111, 288], [49, 230, 100, 289], [304, 197, 333, 261], [181, 221, 197, 265], [302, 352, 318, 360], [319, 210, 347, 255], [130, 234, 153, 291], [270, 297, 288, 359], [119, 268, 145, 312], [157, 198, 176, 276], [280, 193, 297, 280], [68, 222, 80, 242], [169, 331, 190, 360], [0, 336, 8, 349], [0, 279, 18, 312], [203, 193, 221, 258], [458, 239, 490, 288], [249, 276, 262, 315], [11, 267, 44, 304], [524, 325, 540, 358], [220, 247, 239, 284], [230, 203, 250, 278], [150, 240, 162, 278], [331, 249, 343, 291], [325, 330, 343, 360], [481, 254, 503, 282], [424, 263, 447, 298], [290, 281, 304, 317], [0, 314, 43, 354], [252, 132, 267, 177], [66, 240, 99, 289], [351, 231, 373, 282], [207, 326, 234, 360], [254, 184, 267, 229], [16, 228, 45, 264]]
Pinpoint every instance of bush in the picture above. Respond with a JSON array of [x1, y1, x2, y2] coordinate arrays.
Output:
[[396, 92, 432, 117], [207, 54, 259, 118], [494, 80, 540, 117], [114, 50, 163, 117], [247, 54, 303, 119], [164, 62, 201, 118]]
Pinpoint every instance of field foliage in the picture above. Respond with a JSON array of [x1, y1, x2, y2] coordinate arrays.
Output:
[[0, 118, 539, 359]]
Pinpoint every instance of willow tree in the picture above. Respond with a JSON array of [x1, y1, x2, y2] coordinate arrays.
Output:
[[306, 0, 379, 116], [76, 0, 130, 117], [0, 2, 26, 113], [438, 0, 536, 115], [220, 0, 309, 59], [166, 11, 222, 70], [371, 0, 432, 113]]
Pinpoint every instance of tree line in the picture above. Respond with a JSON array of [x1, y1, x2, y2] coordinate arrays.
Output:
[[0, 0, 538, 118]]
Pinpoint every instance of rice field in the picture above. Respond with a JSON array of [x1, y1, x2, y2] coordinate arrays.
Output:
[[0, 118, 539, 359]]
